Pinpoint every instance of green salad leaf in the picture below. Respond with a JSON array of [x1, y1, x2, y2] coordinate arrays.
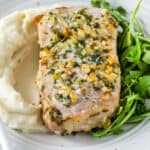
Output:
[[142, 50, 150, 64], [91, 0, 150, 137], [91, 0, 110, 8], [136, 76, 150, 97], [115, 6, 127, 16]]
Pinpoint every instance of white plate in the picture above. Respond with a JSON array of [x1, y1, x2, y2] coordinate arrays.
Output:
[[0, 0, 150, 150]]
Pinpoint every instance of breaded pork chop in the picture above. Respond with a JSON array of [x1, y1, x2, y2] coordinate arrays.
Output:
[[36, 7, 120, 134]]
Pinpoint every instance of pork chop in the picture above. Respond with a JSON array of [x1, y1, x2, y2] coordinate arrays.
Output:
[[36, 7, 120, 134]]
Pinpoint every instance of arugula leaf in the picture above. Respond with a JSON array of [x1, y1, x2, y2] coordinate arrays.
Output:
[[91, 0, 110, 8], [136, 76, 150, 97], [127, 112, 150, 123], [129, 70, 142, 78], [142, 50, 150, 64], [126, 46, 138, 62], [91, 0, 101, 7], [116, 6, 127, 16], [138, 61, 149, 72]]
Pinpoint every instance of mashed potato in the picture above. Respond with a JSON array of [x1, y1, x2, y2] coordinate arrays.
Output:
[[0, 9, 50, 132]]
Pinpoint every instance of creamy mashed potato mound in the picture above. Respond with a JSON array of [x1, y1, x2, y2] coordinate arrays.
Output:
[[0, 9, 49, 132]]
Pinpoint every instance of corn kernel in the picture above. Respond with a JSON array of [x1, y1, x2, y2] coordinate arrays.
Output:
[[91, 30, 96, 38], [70, 91, 78, 103], [107, 56, 116, 64], [85, 45, 93, 54], [90, 64, 97, 70], [92, 41, 98, 47], [67, 61, 75, 68], [98, 64, 105, 70], [52, 72, 60, 81], [106, 39, 112, 46], [39, 58, 47, 65], [81, 64, 90, 73], [110, 73, 117, 82], [101, 92, 110, 100], [78, 28, 85, 39], [108, 24, 114, 30], [102, 72, 113, 83], [63, 28, 71, 37], [87, 73, 97, 82], [84, 24, 91, 34], [71, 34, 78, 43], [64, 68, 69, 74], [59, 63, 65, 68], [57, 42, 64, 49], [105, 65, 113, 73], [61, 87, 70, 95], [81, 87, 87, 95], [41, 48, 53, 58]]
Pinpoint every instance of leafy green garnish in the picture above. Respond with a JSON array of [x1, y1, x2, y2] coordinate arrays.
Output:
[[115, 6, 127, 16], [136, 76, 150, 97], [142, 50, 150, 64], [91, 0, 150, 137], [91, 0, 110, 8]]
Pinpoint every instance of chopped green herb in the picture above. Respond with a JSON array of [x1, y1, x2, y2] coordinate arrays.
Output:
[[64, 80, 72, 86], [49, 108, 62, 124], [93, 85, 101, 91], [115, 6, 127, 17], [48, 68, 55, 74], [91, 52, 101, 65], [56, 94, 71, 107]]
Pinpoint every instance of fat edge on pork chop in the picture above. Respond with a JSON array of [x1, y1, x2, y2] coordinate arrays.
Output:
[[36, 7, 120, 134]]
